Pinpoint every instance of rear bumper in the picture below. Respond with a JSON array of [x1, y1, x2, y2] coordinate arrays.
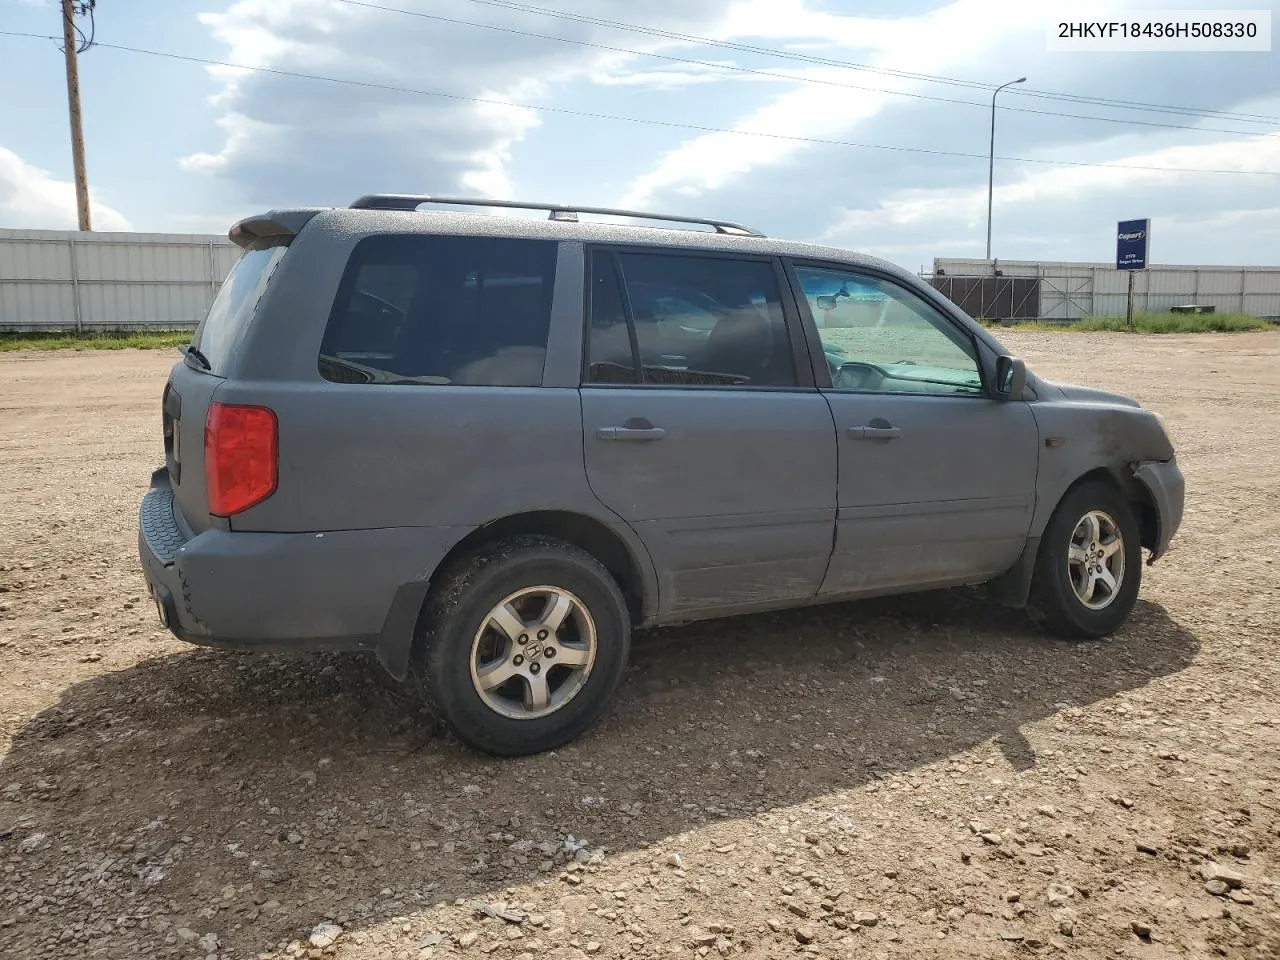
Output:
[[137, 468, 466, 654], [1133, 458, 1185, 562]]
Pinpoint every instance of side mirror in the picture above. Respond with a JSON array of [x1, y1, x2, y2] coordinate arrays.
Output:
[[996, 355, 1026, 400], [815, 295, 838, 311]]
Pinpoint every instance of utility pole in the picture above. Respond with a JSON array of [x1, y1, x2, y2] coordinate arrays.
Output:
[[61, 0, 92, 231]]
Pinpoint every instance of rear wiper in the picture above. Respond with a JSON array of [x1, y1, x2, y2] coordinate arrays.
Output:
[[182, 344, 212, 371]]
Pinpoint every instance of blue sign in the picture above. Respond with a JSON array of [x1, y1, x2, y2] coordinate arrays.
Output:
[[1116, 218, 1150, 270]]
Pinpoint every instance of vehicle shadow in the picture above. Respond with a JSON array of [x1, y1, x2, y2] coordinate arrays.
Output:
[[0, 590, 1199, 957]]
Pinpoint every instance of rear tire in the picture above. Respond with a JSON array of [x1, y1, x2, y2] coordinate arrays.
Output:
[[1028, 481, 1142, 639], [411, 536, 630, 756]]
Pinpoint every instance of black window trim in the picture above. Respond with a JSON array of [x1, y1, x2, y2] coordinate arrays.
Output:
[[580, 243, 817, 392], [610, 250, 644, 384], [782, 257, 994, 399]]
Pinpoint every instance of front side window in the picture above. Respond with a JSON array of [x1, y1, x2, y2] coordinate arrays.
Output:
[[586, 251, 796, 387], [319, 234, 557, 387], [795, 266, 983, 396]]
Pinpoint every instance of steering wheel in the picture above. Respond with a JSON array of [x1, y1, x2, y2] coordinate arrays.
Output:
[[833, 360, 889, 391]]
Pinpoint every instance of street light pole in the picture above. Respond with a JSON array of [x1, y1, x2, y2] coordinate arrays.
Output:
[[985, 76, 1025, 262]]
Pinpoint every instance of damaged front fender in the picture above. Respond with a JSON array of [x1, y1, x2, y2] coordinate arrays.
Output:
[[1133, 459, 1185, 564]]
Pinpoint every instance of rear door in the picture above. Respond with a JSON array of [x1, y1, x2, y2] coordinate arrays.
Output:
[[787, 262, 1038, 596], [580, 248, 837, 618]]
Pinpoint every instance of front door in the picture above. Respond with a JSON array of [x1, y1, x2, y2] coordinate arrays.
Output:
[[580, 248, 837, 618], [789, 263, 1038, 597]]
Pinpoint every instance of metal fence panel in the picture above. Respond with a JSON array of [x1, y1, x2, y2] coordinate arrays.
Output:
[[75, 240, 209, 282], [928, 276, 1039, 320], [77, 282, 221, 328], [0, 273, 76, 323], [0, 235, 74, 281], [931, 258, 1280, 320], [1242, 271, 1280, 318], [0, 227, 239, 331], [4, 238, 1277, 330]]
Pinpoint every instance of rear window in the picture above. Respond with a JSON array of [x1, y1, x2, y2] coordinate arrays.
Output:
[[193, 236, 289, 374], [318, 234, 558, 387]]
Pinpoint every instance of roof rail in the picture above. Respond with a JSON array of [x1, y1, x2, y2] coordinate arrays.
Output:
[[348, 194, 764, 237]]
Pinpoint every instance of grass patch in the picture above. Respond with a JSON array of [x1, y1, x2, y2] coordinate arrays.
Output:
[[987, 312, 1272, 334], [0, 330, 193, 352]]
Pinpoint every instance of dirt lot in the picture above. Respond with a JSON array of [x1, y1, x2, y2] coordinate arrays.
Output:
[[1, 333, 1278, 960]]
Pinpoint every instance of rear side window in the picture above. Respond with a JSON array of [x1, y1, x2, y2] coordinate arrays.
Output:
[[193, 236, 289, 375], [585, 250, 796, 387], [319, 235, 557, 387]]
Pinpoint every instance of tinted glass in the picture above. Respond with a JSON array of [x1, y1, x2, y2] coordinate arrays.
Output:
[[616, 253, 795, 387], [319, 235, 557, 387], [796, 267, 983, 396], [193, 237, 289, 375]]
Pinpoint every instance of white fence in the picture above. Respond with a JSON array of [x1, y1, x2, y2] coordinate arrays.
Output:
[[6, 234, 1278, 330], [932, 258, 1280, 321], [0, 228, 240, 332]]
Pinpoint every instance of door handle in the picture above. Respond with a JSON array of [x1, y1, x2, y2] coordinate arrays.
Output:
[[598, 426, 667, 441], [848, 425, 902, 440]]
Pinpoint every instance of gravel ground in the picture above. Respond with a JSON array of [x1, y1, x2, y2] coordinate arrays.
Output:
[[1, 332, 1278, 960]]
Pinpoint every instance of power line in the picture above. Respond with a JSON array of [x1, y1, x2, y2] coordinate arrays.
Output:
[[59, 0, 96, 55], [2, 29, 1277, 178], [452, 0, 1280, 128], [330, 0, 1280, 140], [456, 0, 1018, 92], [79, 1, 95, 54], [1014, 87, 1280, 126], [460, 0, 1280, 125]]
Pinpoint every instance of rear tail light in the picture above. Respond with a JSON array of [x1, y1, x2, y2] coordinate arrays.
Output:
[[205, 402, 278, 516]]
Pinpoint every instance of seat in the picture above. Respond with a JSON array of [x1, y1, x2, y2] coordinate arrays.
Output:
[[701, 307, 791, 385]]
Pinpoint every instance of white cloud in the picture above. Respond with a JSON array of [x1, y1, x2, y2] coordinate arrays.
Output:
[[0, 147, 131, 231], [179, 112, 286, 175], [620, 0, 1082, 207], [813, 134, 1280, 264], [821, 135, 1280, 238], [183, 0, 733, 205], [167, 0, 1279, 266], [590, 62, 778, 90]]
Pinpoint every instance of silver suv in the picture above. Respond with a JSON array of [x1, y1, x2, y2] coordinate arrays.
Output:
[[137, 195, 1185, 756]]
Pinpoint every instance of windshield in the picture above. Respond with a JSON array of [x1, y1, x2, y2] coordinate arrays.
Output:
[[192, 236, 290, 374]]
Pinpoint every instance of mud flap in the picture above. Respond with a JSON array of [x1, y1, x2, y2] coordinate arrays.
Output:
[[986, 536, 1040, 609], [374, 581, 432, 681]]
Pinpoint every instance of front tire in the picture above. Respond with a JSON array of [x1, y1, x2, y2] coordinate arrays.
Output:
[[412, 536, 631, 756], [1028, 481, 1142, 639]]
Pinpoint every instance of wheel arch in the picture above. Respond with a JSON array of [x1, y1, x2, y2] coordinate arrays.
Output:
[[1047, 465, 1158, 554], [374, 510, 655, 682], [435, 510, 654, 627], [993, 463, 1156, 610]]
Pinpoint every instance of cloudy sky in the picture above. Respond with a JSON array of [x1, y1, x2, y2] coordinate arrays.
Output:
[[1, 0, 1277, 269]]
